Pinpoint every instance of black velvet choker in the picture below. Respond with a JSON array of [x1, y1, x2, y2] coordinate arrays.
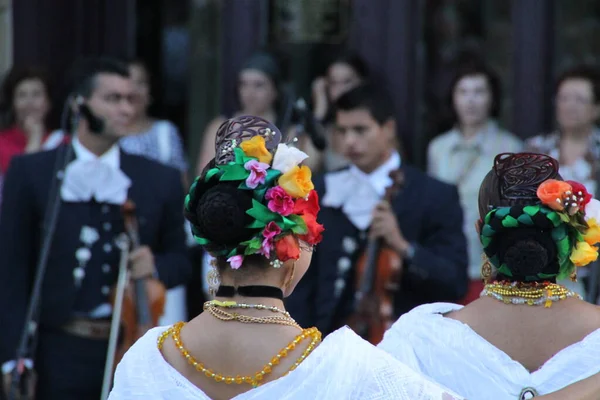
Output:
[[215, 285, 284, 300]]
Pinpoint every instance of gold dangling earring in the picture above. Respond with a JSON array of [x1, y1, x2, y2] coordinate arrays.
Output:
[[284, 261, 297, 290], [207, 258, 221, 298], [481, 253, 493, 285]]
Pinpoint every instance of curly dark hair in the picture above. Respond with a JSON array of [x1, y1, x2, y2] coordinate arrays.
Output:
[[0, 65, 52, 129]]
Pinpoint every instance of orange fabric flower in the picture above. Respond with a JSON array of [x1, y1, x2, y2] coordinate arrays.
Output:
[[570, 241, 598, 267], [239, 136, 273, 164], [536, 179, 572, 211], [299, 213, 324, 245], [278, 165, 314, 198], [274, 234, 300, 262], [584, 218, 600, 246]]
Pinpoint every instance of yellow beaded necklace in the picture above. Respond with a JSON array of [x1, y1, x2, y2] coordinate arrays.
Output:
[[157, 322, 321, 388], [481, 280, 582, 307]]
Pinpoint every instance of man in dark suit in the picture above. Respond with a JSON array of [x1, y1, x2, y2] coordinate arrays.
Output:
[[0, 57, 191, 399], [286, 83, 468, 335]]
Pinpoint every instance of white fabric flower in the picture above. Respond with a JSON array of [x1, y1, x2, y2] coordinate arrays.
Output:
[[271, 143, 309, 174], [585, 198, 600, 222]]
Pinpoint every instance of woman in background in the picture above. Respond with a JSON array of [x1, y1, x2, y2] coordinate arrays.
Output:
[[310, 51, 369, 172], [427, 61, 522, 304], [195, 52, 283, 175], [0, 66, 56, 213]]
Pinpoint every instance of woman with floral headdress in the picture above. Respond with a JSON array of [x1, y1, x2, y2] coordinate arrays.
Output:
[[379, 153, 600, 399], [107, 115, 465, 399]]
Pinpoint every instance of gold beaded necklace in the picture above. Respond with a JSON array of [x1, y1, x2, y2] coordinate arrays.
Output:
[[203, 300, 302, 329], [158, 322, 321, 388], [481, 280, 582, 307]]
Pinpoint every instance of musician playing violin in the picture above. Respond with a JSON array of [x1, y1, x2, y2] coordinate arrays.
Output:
[[286, 83, 469, 337], [0, 57, 191, 400]]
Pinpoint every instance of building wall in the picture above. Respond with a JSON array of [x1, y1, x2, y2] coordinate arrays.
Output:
[[0, 0, 12, 76]]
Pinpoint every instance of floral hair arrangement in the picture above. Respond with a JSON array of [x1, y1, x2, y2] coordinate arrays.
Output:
[[185, 125, 324, 270], [481, 177, 600, 281]]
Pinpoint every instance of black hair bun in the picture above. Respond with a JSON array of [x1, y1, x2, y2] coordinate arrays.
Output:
[[185, 180, 258, 253], [497, 228, 559, 280]]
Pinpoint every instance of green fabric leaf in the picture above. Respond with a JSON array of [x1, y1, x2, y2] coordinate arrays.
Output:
[[495, 208, 510, 218], [551, 225, 567, 241], [517, 214, 534, 226], [240, 237, 263, 255], [247, 220, 265, 229], [254, 187, 268, 201], [184, 193, 191, 210], [194, 236, 211, 245], [480, 236, 492, 248], [497, 264, 512, 277], [286, 214, 308, 235], [523, 205, 540, 216], [205, 168, 221, 181], [537, 273, 557, 279], [246, 199, 280, 225], [265, 169, 281, 184], [559, 212, 570, 223], [481, 224, 495, 237], [501, 215, 519, 228], [546, 212, 562, 227], [219, 164, 249, 181], [233, 147, 246, 164], [484, 212, 493, 224]]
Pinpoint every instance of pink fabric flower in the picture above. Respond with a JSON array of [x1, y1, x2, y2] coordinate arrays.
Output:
[[227, 255, 244, 270], [258, 222, 281, 258], [244, 160, 270, 189], [263, 221, 282, 240], [258, 238, 272, 258], [265, 186, 294, 216]]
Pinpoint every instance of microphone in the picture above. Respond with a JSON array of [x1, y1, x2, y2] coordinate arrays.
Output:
[[293, 98, 327, 151], [75, 96, 105, 135]]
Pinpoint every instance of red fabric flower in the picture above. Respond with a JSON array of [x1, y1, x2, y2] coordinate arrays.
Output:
[[292, 190, 320, 216], [299, 213, 324, 245], [566, 180, 592, 206], [274, 234, 300, 262]]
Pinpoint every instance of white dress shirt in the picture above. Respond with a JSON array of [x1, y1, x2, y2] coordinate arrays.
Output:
[[61, 137, 131, 204], [322, 151, 401, 231]]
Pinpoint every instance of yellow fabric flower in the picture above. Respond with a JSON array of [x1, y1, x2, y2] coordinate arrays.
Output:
[[239, 136, 273, 164], [278, 165, 314, 198], [584, 218, 600, 245], [570, 241, 599, 267]]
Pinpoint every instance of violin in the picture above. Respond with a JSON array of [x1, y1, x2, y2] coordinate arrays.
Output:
[[114, 200, 166, 356], [346, 169, 404, 344]]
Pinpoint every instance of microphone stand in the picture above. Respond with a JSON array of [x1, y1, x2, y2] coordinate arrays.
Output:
[[8, 102, 75, 400]]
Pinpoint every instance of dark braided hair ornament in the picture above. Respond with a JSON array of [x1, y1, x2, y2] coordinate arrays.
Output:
[[480, 153, 599, 281]]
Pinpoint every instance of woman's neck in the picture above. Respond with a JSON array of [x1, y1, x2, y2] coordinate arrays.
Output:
[[460, 120, 488, 140], [127, 114, 153, 134], [561, 126, 593, 142]]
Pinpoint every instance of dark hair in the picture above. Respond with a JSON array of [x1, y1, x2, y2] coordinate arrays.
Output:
[[235, 51, 283, 125], [478, 153, 563, 281], [0, 65, 52, 127], [326, 51, 369, 80], [66, 57, 130, 98], [334, 83, 395, 125], [447, 60, 502, 125], [555, 64, 600, 104], [184, 175, 267, 273]]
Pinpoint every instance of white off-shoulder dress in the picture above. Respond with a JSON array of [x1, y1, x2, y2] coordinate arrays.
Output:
[[378, 303, 600, 400], [108, 325, 464, 400]]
